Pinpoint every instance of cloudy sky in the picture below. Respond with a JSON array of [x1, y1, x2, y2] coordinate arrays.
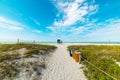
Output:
[[0, 0, 120, 42]]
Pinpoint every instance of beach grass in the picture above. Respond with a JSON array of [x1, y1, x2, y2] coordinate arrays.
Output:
[[0, 43, 57, 79], [0, 43, 57, 52], [0, 61, 18, 79], [24, 49, 40, 57], [0, 43, 57, 60], [68, 45, 120, 80]]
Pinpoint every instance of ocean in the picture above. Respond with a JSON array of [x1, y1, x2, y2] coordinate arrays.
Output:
[[1, 41, 120, 45]]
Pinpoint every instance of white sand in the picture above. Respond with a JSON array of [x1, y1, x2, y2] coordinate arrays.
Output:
[[41, 44, 87, 80]]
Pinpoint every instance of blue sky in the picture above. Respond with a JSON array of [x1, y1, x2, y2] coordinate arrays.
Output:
[[0, 0, 120, 42]]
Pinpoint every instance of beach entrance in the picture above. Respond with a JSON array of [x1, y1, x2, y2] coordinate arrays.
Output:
[[41, 44, 87, 80]]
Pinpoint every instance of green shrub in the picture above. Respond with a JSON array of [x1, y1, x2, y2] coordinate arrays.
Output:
[[24, 49, 39, 57], [68, 45, 120, 80], [0, 61, 18, 79], [0, 53, 20, 62], [0, 44, 57, 52]]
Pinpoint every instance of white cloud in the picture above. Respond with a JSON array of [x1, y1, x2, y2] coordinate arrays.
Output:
[[47, 17, 120, 42], [47, 26, 57, 33], [0, 16, 24, 30], [85, 18, 120, 41], [47, 0, 99, 35], [52, 0, 98, 27], [33, 30, 42, 33], [68, 26, 86, 34], [30, 17, 41, 25], [88, 5, 98, 15], [47, 26, 66, 34], [47, 0, 120, 42]]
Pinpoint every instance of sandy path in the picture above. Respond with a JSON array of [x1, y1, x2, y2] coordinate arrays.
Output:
[[41, 44, 87, 80]]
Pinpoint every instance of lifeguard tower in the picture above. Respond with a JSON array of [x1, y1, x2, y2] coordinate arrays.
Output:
[[57, 39, 63, 44]]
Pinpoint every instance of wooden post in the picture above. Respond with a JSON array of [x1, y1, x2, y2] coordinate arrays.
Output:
[[79, 52, 82, 64], [17, 38, 19, 44], [34, 40, 35, 45], [72, 51, 76, 59]]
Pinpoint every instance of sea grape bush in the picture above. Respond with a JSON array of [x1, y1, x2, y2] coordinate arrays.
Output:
[[68, 45, 120, 80]]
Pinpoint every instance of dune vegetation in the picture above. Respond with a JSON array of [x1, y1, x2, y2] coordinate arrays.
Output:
[[0, 43, 56, 61], [0, 43, 57, 80], [0, 43, 56, 52], [68, 45, 120, 80]]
